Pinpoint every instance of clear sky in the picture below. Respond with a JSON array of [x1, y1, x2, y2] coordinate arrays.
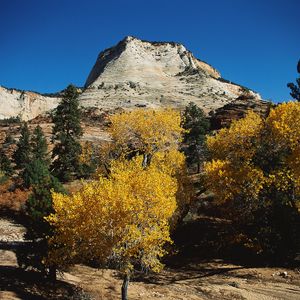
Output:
[[0, 0, 299, 103]]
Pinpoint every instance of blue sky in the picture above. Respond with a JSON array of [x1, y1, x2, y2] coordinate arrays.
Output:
[[0, 0, 299, 103]]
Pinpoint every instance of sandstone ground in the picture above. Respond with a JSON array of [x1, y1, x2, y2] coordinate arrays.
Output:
[[1, 217, 299, 300]]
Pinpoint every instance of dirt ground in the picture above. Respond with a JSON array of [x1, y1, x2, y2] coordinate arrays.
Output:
[[1, 217, 300, 300]]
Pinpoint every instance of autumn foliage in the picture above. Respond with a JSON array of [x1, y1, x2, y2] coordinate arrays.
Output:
[[47, 156, 177, 272], [46, 109, 190, 298], [205, 101, 300, 258]]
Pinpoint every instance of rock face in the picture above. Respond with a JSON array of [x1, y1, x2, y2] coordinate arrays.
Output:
[[0, 36, 263, 120], [0, 86, 60, 121], [210, 94, 273, 130], [80, 36, 261, 112]]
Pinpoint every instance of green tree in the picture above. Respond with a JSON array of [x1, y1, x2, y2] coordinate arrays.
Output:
[[13, 122, 31, 171], [181, 102, 210, 173], [17, 126, 65, 278], [18, 160, 65, 279], [287, 60, 300, 101], [51, 84, 83, 182], [0, 148, 13, 176], [23, 125, 49, 188], [31, 125, 49, 163]]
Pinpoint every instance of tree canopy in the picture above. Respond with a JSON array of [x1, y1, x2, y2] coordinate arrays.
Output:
[[51, 84, 82, 182], [287, 60, 300, 101], [181, 102, 210, 172], [46, 108, 190, 299], [204, 102, 300, 259]]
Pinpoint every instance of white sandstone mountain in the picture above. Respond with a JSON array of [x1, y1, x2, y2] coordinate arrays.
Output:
[[0, 36, 261, 120], [0, 86, 60, 121], [80, 36, 261, 112]]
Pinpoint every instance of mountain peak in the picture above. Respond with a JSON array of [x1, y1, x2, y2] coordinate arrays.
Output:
[[122, 35, 137, 43], [81, 37, 260, 112]]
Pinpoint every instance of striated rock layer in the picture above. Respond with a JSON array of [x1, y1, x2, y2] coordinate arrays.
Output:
[[0, 86, 60, 121], [0, 36, 264, 120], [210, 94, 273, 130], [80, 36, 261, 112]]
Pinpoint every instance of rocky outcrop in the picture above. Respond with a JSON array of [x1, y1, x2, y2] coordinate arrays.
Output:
[[0, 86, 61, 121], [210, 93, 273, 130], [80, 36, 261, 112], [0, 36, 264, 120]]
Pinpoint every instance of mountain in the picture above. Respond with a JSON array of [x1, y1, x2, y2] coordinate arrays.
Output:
[[0, 36, 263, 120], [0, 86, 60, 121], [80, 36, 261, 112]]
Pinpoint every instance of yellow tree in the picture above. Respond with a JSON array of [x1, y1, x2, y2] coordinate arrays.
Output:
[[47, 108, 191, 299], [108, 109, 183, 166], [46, 156, 177, 300], [204, 102, 300, 258], [204, 111, 265, 206], [102, 109, 192, 221]]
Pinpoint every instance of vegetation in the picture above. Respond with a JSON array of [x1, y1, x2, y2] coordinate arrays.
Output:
[[107, 109, 191, 221], [78, 141, 97, 178], [0, 148, 13, 176], [1, 78, 300, 298], [46, 109, 190, 299], [181, 102, 210, 172], [51, 84, 83, 182], [13, 122, 31, 183], [204, 102, 300, 260], [18, 161, 65, 278], [47, 157, 177, 299], [287, 60, 300, 101], [22, 125, 49, 188], [0, 116, 21, 125], [108, 109, 183, 165], [16, 125, 65, 278], [4, 132, 15, 145]]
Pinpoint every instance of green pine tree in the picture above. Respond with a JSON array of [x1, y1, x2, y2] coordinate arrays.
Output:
[[13, 122, 31, 170], [181, 102, 210, 173], [0, 148, 13, 177], [17, 126, 65, 278], [13, 122, 32, 185], [31, 125, 49, 163], [51, 84, 83, 182], [287, 60, 300, 101], [22, 125, 49, 188], [17, 160, 65, 278]]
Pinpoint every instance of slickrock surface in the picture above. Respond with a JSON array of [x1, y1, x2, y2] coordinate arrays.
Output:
[[0, 36, 263, 120], [0, 86, 60, 121], [81, 36, 261, 112]]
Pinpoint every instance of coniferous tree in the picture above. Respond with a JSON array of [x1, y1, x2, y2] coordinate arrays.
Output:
[[31, 125, 49, 163], [287, 60, 300, 101], [0, 148, 13, 176], [13, 122, 31, 171], [51, 84, 82, 182], [181, 102, 210, 173], [13, 122, 32, 185], [18, 160, 65, 278], [23, 125, 49, 188], [17, 126, 65, 279]]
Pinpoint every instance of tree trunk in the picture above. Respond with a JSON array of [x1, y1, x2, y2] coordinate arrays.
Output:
[[142, 153, 152, 168], [121, 273, 130, 300], [48, 266, 57, 281]]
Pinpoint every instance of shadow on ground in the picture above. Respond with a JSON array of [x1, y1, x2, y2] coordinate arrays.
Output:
[[0, 265, 88, 300]]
